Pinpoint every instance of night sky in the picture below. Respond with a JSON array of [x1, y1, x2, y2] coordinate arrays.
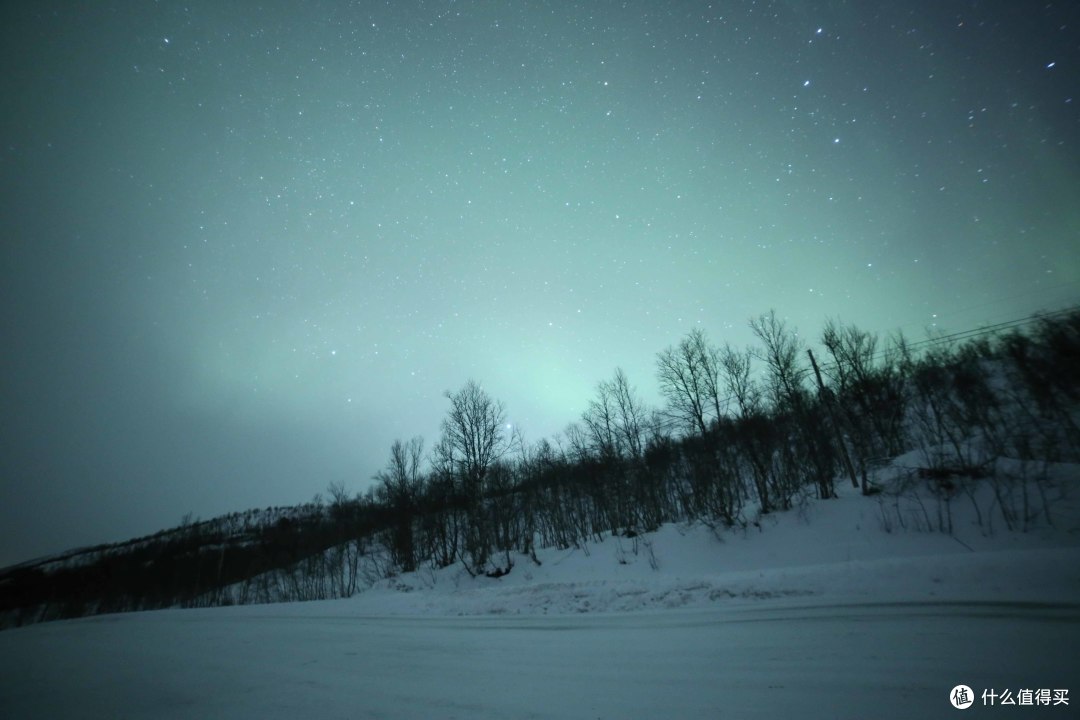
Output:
[[2, 1, 1078, 568]]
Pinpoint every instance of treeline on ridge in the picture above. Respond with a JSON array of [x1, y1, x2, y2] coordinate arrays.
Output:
[[2, 308, 1077, 628]]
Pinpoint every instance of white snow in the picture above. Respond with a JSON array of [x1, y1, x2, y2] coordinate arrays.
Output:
[[2, 479, 1079, 718]]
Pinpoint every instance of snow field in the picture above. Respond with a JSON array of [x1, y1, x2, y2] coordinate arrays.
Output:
[[2, 477, 1079, 718]]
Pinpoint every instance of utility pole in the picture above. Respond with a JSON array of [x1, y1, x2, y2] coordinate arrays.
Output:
[[807, 348, 861, 491]]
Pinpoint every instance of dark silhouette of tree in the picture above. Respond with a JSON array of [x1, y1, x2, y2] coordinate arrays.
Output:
[[656, 330, 713, 436], [373, 437, 424, 572], [581, 368, 654, 533], [583, 368, 649, 461], [440, 380, 511, 574], [750, 310, 836, 503], [441, 380, 509, 494], [820, 320, 909, 492]]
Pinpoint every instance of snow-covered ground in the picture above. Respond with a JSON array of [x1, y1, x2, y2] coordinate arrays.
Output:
[[3, 479, 1079, 718], [3, 598, 1077, 719]]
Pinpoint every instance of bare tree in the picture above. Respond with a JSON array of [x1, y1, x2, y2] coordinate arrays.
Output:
[[374, 437, 424, 572], [562, 421, 592, 464], [440, 380, 510, 574], [582, 379, 620, 461], [750, 310, 836, 502], [718, 343, 760, 418], [376, 437, 425, 503], [418, 437, 462, 569], [324, 481, 362, 596], [581, 368, 653, 533], [583, 368, 649, 461], [821, 320, 909, 488], [749, 310, 809, 411], [656, 330, 712, 436], [609, 368, 649, 461], [714, 342, 774, 512], [698, 336, 730, 426], [656, 329, 738, 439], [441, 380, 509, 494]]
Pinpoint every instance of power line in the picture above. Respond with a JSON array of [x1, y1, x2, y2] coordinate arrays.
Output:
[[650, 305, 1079, 434], [889, 279, 1080, 337], [851, 304, 1080, 368]]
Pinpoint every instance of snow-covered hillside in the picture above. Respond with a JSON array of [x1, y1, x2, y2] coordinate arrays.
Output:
[[343, 472, 1080, 617], [2, 473, 1078, 718]]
